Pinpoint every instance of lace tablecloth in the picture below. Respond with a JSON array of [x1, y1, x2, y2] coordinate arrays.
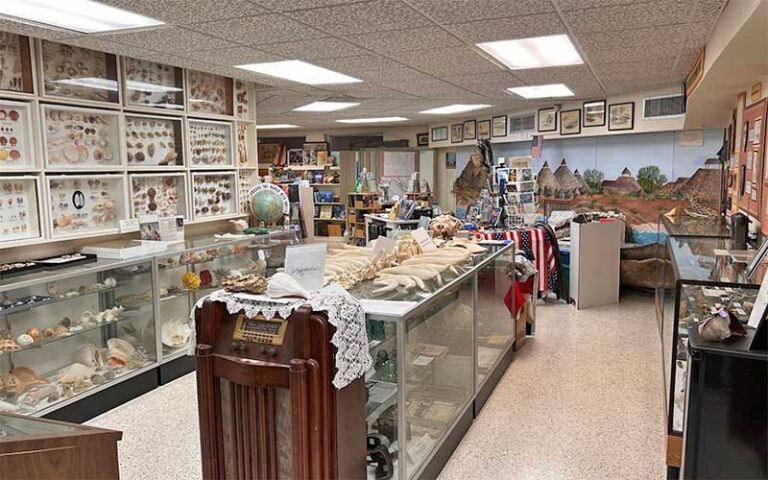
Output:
[[191, 283, 370, 389]]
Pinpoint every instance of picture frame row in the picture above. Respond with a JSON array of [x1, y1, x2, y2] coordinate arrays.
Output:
[[0, 32, 255, 122]]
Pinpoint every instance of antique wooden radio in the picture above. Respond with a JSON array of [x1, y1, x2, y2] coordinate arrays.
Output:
[[195, 300, 366, 479]]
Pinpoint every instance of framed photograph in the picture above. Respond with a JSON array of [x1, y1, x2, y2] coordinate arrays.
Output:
[[537, 107, 557, 132], [446, 152, 457, 169], [431, 126, 448, 142], [463, 120, 476, 140], [450, 124, 463, 143], [560, 109, 581, 135], [417, 132, 429, 146], [583, 100, 606, 127], [287, 148, 303, 165], [477, 120, 491, 139], [608, 102, 635, 131], [491, 116, 507, 137], [303, 142, 328, 165], [258, 143, 283, 166]]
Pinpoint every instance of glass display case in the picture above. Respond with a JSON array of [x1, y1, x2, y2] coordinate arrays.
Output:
[[0, 258, 157, 416], [0, 175, 43, 247], [186, 70, 232, 117], [351, 243, 516, 480], [187, 119, 234, 168], [0, 99, 34, 170], [38, 40, 119, 104], [129, 173, 188, 219], [124, 114, 184, 168], [122, 57, 184, 112], [0, 32, 33, 94], [46, 174, 127, 240], [41, 105, 122, 170], [658, 214, 730, 241], [191, 172, 238, 220]]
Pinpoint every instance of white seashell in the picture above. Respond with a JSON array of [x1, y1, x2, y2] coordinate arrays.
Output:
[[72, 343, 104, 367], [267, 272, 310, 299], [0, 399, 19, 413], [80, 311, 95, 325], [698, 315, 731, 341], [57, 363, 95, 384], [104, 277, 117, 288], [229, 269, 243, 279], [161, 318, 192, 349], [16, 334, 34, 347]]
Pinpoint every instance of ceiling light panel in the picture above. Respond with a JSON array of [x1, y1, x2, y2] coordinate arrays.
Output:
[[336, 117, 409, 124], [477, 34, 583, 70], [0, 0, 164, 33], [256, 124, 299, 129], [507, 84, 574, 99], [235, 60, 362, 85], [420, 104, 492, 114], [293, 101, 360, 112]]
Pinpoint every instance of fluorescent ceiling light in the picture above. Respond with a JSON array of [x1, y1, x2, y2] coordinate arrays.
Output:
[[507, 84, 574, 99], [294, 101, 360, 112], [477, 34, 583, 70], [235, 60, 362, 85], [336, 117, 409, 124], [0, 0, 164, 34], [420, 104, 492, 115], [256, 124, 300, 130]]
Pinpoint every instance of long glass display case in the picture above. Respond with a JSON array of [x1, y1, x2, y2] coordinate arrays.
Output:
[[351, 243, 516, 480]]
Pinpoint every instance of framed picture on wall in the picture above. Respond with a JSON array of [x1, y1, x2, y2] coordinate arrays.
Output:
[[431, 126, 448, 142], [537, 107, 556, 132], [417, 132, 429, 146], [583, 100, 606, 127], [608, 102, 635, 131], [491, 116, 507, 137], [477, 120, 491, 139], [463, 120, 476, 140], [303, 142, 328, 165], [451, 124, 463, 143], [287, 148, 303, 165], [560, 109, 581, 135]]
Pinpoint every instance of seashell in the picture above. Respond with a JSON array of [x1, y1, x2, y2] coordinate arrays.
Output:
[[59, 317, 71, 328], [80, 311, 95, 325], [267, 272, 310, 299], [107, 338, 136, 367], [12, 367, 48, 393], [46, 282, 59, 295], [77, 145, 88, 162], [0, 399, 18, 413], [57, 363, 95, 385], [147, 142, 155, 158], [72, 343, 104, 367], [104, 277, 117, 288], [90, 373, 106, 385], [0, 374, 21, 395], [161, 318, 192, 349], [54, 325, 68, 336], [16, 334, 34, 347], [26, 328, 43, 343], [63, 144, 78, 162], [698, 313, 731, 341], [17, 384, 57, 407], [0, 338, 20, 352]]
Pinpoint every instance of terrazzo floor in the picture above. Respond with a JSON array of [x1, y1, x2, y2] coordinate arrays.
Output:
[[86, 291, 666, 480]]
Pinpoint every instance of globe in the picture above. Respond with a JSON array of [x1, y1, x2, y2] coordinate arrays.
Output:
[[250, 188, 287, 223]]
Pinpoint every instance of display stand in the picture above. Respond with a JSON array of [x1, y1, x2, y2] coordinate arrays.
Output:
[[569, 220, 621, 309]]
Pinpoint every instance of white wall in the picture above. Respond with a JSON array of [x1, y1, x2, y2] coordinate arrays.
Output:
[[261, 124, 429, 146]]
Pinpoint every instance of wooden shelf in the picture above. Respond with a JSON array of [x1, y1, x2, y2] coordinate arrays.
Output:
[[314, 218, 346, 221]]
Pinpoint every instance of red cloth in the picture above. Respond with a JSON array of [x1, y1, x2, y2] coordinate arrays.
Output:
[[505, 282, 526, 317], [473, 227, 555, 293]]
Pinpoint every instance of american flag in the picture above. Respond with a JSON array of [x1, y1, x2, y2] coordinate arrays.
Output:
[[531, 135, 543, 159]]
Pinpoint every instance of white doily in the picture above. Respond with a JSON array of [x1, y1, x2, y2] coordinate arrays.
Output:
[[191, 283, 370, 389]]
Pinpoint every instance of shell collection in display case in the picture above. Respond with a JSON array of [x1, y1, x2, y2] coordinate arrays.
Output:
[[125, 115, 183, 168], [192, 172, 236, 219], [0, 32, 31, 93], [47, 175, 125, 238], [0, 177, 41, 243], [42, 106, 121, 169], [123, 57, 184, 111], [187, 70, 231, 116], [236, 122, 249, 166], [130, 174, 187, 219], [0, 100, 34, 170], [188, 119, 233, 167], [39, 40, 119, 103], [235, 80, 252, 120], [238, 169, 258, 215]]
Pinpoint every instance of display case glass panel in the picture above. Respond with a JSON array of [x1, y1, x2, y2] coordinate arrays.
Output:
[[186, 70, 232, 116], [0, 32, 33, 93], [123, 57, 184, 111], [129, 173, 188, 219], [0, 176, 42, 245], [191, 172, 237, 220], [124, 114, 183, 168], [42, 105, 122, 170], [47, 175, 126, 238], [0, 100, 34, 170], [188, 119, 233, 168], [0, 259, 157, 415], [39, 40, 119, 104], [234, 80, 253, 120]]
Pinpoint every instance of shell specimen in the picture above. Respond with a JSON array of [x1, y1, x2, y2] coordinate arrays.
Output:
[[15, 334, 34, 347], [11, 367, 48, 393], [72, 343, 105, 367], [267, 273, 310, 299], [107, 338, 137, 367], [182, 271, 201, 290], [224, 274, 267, 294], [161, 318, 192, 349], [57, 363, 96, 385]]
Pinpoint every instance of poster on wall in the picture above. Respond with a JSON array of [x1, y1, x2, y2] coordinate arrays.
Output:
[[431, 126, 448, 142], [451, 124, 463, 143], [491, 116, 507, 137], [477, 120, 491, 139], [463, 120, 476, 141], [560, 110, 581, 135], [583, 100, 606, 127], [608, 102, 634, 131], [679, 130, 704, 146]]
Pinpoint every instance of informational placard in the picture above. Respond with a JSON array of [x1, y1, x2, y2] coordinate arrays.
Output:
[[372, 236, 396, 256], [284, 243, 327, 290], [411, 227, 437, 252]]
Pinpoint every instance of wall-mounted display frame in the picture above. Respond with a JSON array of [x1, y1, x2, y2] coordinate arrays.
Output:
[[537, 107, 557, 132], [583, 100, 606, 127], [416, 132, 429, 146], [608, 102, 635, 131], [234, 79, 254, 121], [236, 122, 256, 167], [451, 124, 463, 143], [191, 171, 238, 221], [41, 104, 122, 171], [129, 172, 188, 219], [124, 114, 184, 169], [187, 118, 234, 169], [46, 174, 127, 239], [0, 32, 34, 94], [560, 109, 581, 135], [122, 57, 184, 113], [477, 120, 491, 139], [186, 70, 233, 117], [259, 142, 284, 166], [302, 142, 328, 166], [491, 115, 507, 138], [238, 169, 259, 215], [431, 126, 448, 142], [463, 120, 476, 141], [0, 99, 35, 170], [38, 40, 119, 105], [0, 175, 43, 246]]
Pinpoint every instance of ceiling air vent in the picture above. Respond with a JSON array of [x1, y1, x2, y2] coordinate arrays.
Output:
[[643, 93, 686, 119], [510, 113, 535, 132]]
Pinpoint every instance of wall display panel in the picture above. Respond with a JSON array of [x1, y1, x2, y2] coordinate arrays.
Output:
[[129, 173, 188, 219], [0, 32, 33, 93], [187, 119, 233, 168], [234, 79, 253, 121], [235, 122, 252, 167], [124, 114, 183, 168], [42, 105, 122, 170], [46, 174, 126, 239], [0, 100, 35, 170], [191, 172, 237, 220], [238, 169, 258, 215], [122, 57, 184, 111], [39, 40, 119, 104], [186, 70, 232, 117], [0, 176, 42, 245]]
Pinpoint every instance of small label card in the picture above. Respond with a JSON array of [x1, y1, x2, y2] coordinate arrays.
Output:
[[372, 236, 396, 256], [411, 227, 437, 252], [119, 218, 139, 233], [284, 243, 327, 290]]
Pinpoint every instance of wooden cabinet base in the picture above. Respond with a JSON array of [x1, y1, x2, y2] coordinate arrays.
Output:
[[666, 434, 682, 468]]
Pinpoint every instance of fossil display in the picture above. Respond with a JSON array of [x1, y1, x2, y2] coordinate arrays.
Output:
[[125, 115, 182, 167], [48, 176, 122, 235], [40, 40, 118, 103], [43, 107, 120, 168], [123, 57, 183, 110], [188, 120, 232, 167], [223, 273, 267, 294], [0, 178, 38, 242], [131, 174, 185, 218], [187, 70, 230, 116], [236, 122, 249, 166], [192, 173, 235, 218], [0, 32, 27, 92]]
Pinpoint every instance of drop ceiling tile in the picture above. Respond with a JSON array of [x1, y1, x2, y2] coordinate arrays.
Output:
[[0, 19, 73, 40], [692, 0, 727, 23], [603, 79, 679, 96], [187, 14, 327, 45], [588, 43, 683, 65], [442, 71, 523, 87], [389, 47, 504, 75], [513, 65, 596, 85], [356, 67, 435, 82], [312, 55, 405, 74], [100, 26, 236, 52], [95, 0, 266, 25], [593, 61, 675, 82], [463, 82, 521, 98], [577, 25, 688, 51], [52, 37, 155, 59], [182, 46, 282, 66], [447, 13, 566, 43], [555, 0, 638, 10], [685, 20, 718, 44], [562, 1, 691, 33], [257, 38, 368, 60], [256, 95, 318, 113], [320, 83, 418, 99], [291, 0, 432, 36], [347, 27, 463, 54], [406, 0, 554, 24], [251, 0, 367, 11]]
